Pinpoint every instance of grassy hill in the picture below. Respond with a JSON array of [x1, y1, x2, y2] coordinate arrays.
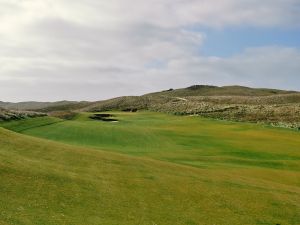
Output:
[[1, 112, 300, 225], [1, 85, 300, 128], [83, 85, 300, 112], [147, 85, 298, 97], [2, 85, 297, 112], [80, 86, 300, 129]]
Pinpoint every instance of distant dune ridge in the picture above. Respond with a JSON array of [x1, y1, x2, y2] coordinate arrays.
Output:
[[0, 100, 89, 111], [1, 85, 300, 129]]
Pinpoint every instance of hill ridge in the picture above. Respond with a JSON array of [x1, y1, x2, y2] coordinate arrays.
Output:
[[1, 85, 300, 129]]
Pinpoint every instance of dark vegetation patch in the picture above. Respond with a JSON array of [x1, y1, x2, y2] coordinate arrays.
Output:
[[187, 85, 217, 90], [122, 108, 138, 112], [162, 88, 174, 92], [89, 113, 118, 122]]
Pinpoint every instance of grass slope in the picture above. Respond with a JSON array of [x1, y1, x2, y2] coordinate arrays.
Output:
[[2, 112, 300, 169], [0, 129, 299, 225]]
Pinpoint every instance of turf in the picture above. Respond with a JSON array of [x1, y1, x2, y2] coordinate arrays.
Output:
[[0, 112, 300, 224], [2, 112, 300, 170]]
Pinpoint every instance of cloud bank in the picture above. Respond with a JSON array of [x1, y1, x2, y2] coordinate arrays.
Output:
[[0, 0, 299, 101]]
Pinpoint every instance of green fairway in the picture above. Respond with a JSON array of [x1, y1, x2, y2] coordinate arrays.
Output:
[[0, 112, 300, 224], [2, 112, 300, 170]]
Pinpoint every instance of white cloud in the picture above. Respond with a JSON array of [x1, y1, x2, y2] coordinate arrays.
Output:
[[1, 45, 299, 101], [0, 0, 299, 101], [17, 0, 298, 28], [164, 46, 300, 89]]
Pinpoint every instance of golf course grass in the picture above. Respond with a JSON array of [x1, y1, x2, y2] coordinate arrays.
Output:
[[0, 111, 299, 224]]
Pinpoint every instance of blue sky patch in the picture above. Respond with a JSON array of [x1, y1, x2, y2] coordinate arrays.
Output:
[[199, 27, 300, 57]]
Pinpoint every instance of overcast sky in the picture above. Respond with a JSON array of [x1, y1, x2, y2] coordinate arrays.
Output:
[[1, 0, 300, 102]]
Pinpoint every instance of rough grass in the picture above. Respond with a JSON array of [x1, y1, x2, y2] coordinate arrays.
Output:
[[0, 112, 300, 225]]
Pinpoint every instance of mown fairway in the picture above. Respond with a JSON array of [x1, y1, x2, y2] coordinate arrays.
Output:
[[0, 112, 300, 225]]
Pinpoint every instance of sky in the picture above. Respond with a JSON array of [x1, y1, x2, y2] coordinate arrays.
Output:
[[0, 0, 300, 102]]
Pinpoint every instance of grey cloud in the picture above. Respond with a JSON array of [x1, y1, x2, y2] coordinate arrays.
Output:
[[165, 47, 300, 90], [1, 46, 299, 102], [0, 0, 299, 101]]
